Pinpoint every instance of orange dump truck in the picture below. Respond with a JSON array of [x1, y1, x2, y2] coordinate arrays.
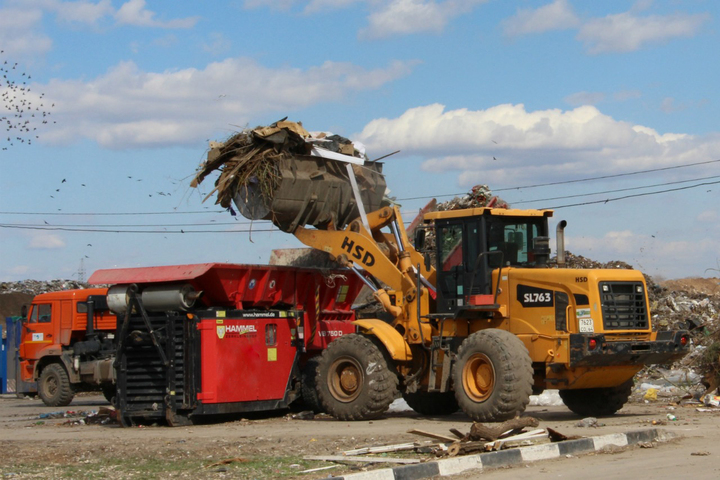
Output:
[[18, 288, 117, 406]]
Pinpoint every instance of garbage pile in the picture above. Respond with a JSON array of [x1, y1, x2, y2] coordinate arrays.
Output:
[[192, 119, 386, 232], [1, 279, 87, 295], [436, 185, 509, 211], [34, 407, 117, 426]]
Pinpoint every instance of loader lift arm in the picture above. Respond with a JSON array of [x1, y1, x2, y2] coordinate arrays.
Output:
[[293, 205, 436, 356]]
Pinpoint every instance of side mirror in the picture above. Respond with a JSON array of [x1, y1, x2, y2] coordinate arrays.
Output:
[[20, 304, 28, 319], [414, 229, 426, 250]]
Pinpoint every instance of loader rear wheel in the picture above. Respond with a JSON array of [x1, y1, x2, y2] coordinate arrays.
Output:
[[559, 380, 633, 417], [453, 329, 533, 422], [316, 334, 398, 421], [38, 363, 75, 407], [402, 391, 459, 416], [300, 357, 323, 413]]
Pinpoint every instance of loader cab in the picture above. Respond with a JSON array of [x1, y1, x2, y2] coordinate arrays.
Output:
[[426, 208, 553, 314]]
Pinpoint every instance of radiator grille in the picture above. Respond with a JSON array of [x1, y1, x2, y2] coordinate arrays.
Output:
[[599, 281, 648, 330]]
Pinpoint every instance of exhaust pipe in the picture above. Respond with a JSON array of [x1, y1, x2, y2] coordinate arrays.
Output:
[[556, 220, 568, 266]]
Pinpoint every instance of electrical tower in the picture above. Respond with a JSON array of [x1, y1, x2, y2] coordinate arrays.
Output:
[[78, 257, 86, 283]]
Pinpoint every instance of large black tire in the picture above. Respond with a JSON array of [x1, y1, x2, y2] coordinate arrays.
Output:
[[316, 334, 398, 421], [453, 329, 533, 422], [402, 391, 459, 416], [300, 357, 323, 413], [38, 363, 75, 407], [101, 383, 115, 405], [559, 380, 633, 417]]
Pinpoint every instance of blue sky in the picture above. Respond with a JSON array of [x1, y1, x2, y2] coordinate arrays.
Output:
[[1, 0, 718, 282]]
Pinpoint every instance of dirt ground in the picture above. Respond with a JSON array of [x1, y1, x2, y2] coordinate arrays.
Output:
[[1, 394, 719, 479], [660, 277, 720, 297]]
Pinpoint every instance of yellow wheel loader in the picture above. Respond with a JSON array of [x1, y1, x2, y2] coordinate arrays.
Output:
[[290, 204, 689, 421]]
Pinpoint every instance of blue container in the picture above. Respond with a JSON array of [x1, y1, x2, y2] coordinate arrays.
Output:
[[0, 323, 6, 393], [4, 317, 35, 395]]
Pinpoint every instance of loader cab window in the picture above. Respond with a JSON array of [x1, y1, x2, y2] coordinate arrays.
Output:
[[434, 214, 549, 314], [30, 304, 52, 323], [439, 224, 464, 271], [486, 217, 545, 267]]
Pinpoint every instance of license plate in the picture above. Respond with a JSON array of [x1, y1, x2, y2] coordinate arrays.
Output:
[[579, 318, 594, 333]]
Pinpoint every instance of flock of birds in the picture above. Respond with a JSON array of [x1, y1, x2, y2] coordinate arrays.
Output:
[[1, 50, 55, 150]]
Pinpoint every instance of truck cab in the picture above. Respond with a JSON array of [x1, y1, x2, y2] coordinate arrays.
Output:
[[19, 288, 117, 406]]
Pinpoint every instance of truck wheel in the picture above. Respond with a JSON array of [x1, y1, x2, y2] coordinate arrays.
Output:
[[559, 380, 633, 417], [402, 391, 459, 416], [101, 383, 115, 405], [38, 363, 75, 407], [316, 334, 398, 421], [453, 329, 533, 422], [300, 357, 323, 413]]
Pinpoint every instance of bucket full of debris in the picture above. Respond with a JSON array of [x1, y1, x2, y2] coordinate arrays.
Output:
[[192, 119, 387, 232]]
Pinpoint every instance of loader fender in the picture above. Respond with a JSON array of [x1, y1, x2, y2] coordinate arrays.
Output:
[[352, 319, 412, 362]]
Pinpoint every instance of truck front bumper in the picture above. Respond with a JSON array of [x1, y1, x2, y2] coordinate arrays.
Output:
[[568, 331, 690, 367]]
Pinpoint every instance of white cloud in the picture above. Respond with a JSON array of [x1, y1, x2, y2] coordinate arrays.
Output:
[[9, 0, 114, 25], [613, 90, 642, 102], [356, 103, 720, 187], [29, 232, 66, 249], [697, 210, 718, 223], [0, 8, 53, 56], [243, 0, 487, 38], [564, 91, 605, 107], [304, 0, 363, 13], [502, 0, 580, 37], [202, 32, 232, 56], [361, 0, 488, 39], [577, 12, 709, 54], [38, 58, 416, 148], [10, 265, 30, 275], [243, 0, 300, 10], [115, 0, 200, 29], [55, 0, 114, 24]]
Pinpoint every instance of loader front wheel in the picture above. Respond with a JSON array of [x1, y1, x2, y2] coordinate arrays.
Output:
[[316, 334, 398, 421], [559, 380, 633, 417], [38, 363, 75, 407], [402, 391, 459, 416], [453, 329, 533, 422]]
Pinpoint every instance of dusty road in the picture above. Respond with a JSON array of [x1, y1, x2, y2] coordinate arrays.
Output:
[[0, 393, 718, 479]]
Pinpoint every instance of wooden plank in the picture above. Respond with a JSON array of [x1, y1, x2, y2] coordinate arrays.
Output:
[[304, 455, 420, 465], [407, 429, 458, 443], [343, 442, 418, 456]]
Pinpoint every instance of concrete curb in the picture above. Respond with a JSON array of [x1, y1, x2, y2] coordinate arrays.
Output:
[[328, 428, 667, 480]]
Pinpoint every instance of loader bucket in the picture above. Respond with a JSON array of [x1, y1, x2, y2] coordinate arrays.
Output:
[[234, 155, 387, 232]]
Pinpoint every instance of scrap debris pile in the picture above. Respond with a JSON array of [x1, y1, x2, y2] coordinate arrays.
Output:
[[34, 407, 117, 426], [191, 119, 386, 232], [436, 184, 509, 211], [306, 416, 577, 466], [190, 120, 363, 208], [1, 279, 87, 295]]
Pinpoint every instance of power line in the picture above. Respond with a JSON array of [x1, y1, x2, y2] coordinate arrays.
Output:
[[0, 221, 271, 228], [511, 174, 720, 205], [0, 224, 277, 234], [545, 180, 720, 209], [497, 158, 720, 192], [0, 210, 226, 216], [395, 158, 720, 201]]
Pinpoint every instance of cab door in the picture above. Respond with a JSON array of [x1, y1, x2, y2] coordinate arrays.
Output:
[[19, 302, 57, 364]]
